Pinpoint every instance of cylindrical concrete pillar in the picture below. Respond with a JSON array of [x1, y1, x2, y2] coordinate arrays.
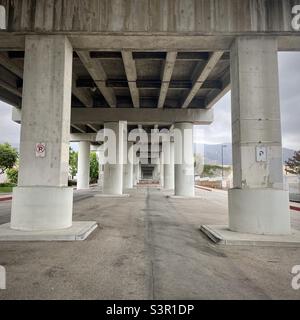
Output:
[[103, 122, 124, 195], [97, 147, 104, 188], [77, 141, 90, 190], [11, 35, 74, 231], [123, 141, 134, 190], [164, 142, 174, 189], [229, 37, 290, 235], [174, 122, 194, 197], [160, 152, 164, 187]]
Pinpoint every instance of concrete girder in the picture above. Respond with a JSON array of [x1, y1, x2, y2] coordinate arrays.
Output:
[[76, 51, 117, 108], [158, 51, 177, 108], [70, 108, 213, 125], [121, 51, 139, 108], [181, 51, 224, 108]]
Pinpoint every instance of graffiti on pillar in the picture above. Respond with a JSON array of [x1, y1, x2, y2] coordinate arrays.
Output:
[[35, 143, 46, 158]]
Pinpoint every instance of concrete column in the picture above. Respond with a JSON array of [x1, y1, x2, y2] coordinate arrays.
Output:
[[229, 37, 290, 235], [77, 141, 90, 190], [97, 147, 104, 188], [174, 122, 194, 197], [11, 35, 73, 231], [103, 121, 124, 195], [123, 141, 134, 189], [164, 142, 174, 189], [160, 152, 164, 187]]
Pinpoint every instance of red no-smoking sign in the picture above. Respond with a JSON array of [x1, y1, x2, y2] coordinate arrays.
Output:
[[35, 143, 46, 158]]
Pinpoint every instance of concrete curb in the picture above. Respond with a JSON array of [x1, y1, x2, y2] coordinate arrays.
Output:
[[290, 205, 300, 212], [0, 196, 12, 202], [200, 224, 300, 247]]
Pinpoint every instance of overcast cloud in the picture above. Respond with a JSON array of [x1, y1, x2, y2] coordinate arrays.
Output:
[[0, 52, 299, 151]]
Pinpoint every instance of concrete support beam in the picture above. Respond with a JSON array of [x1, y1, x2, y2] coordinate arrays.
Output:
[[11, 35, 74, 231], [71, 108, 213, 125], [121, 51, 139, 108], [77, 141, 90, 190], [72, 73, 93, 108], [71, 124, 86, 133], [70, 133, 97, 142], [0, 52, 23, 78], [0, 78, 22, 97], [158, 52, 177, 108], [103, 122, 124, 195], [181, 51, 223, 108], [229, 37, 290, 235], [77, 51, 116, 107], [174, 122, 194, 197]]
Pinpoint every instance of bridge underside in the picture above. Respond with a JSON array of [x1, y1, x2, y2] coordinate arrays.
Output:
[[0, 0, 299, 241]]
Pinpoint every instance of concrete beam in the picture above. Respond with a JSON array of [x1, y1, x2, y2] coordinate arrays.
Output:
[[158, 51, 177, 108], [71, 124, 86, 133], [0, 52, 23, 78], [76, 51, 116, 107], [206, 71, 231, 109], [70, 133, 97, 142], [0, 78, 22, 97], [71, 108, 213, 125], [1, 35, 300, 52], [181, 51, 223, 108], [72, 74, 93, 108], [121, 51, 139, 108]]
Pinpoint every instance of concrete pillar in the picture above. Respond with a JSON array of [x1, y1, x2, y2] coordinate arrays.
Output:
[[77, 141, 90, 190], [174, 122, 194, 197], [103, 121, 124, 195], [164, 142, 174, 189], [97, 147, 104, 188], [11, 35, 73, 231], [123, 141, 134, 189], [229, 37, 290, 235], [160, 152, 164, 187]]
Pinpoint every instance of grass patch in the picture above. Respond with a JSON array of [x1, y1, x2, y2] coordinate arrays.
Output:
[[0, 183, 15, 193], [0, 186, 13, 193]]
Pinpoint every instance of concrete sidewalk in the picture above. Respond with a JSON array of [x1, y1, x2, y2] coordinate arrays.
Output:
[[0, 187, 299, 299]]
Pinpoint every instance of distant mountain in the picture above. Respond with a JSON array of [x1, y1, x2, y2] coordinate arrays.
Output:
[[194, 143, 296, 165]]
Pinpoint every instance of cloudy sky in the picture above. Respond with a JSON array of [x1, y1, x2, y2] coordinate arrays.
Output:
[[0, 52, 299, 151]]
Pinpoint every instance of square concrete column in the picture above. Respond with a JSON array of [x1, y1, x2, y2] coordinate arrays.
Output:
[[174, 122, 194, 197], [229, 37, 290, 235], [103, 121, 124, 195], [133, 162, 140, 186], [123, 141, 134, 189], [11, 36, 73, 231], [77, 141, 90, 190], [163, 141, 175, 190]]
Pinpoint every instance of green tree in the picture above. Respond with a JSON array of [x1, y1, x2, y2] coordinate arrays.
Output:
[[90, 152, 99, 183], [285, 150, 300, 175], [69, 147, 78, 179], [6, 167, 18, 184], [0, 143, 18, 175]]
